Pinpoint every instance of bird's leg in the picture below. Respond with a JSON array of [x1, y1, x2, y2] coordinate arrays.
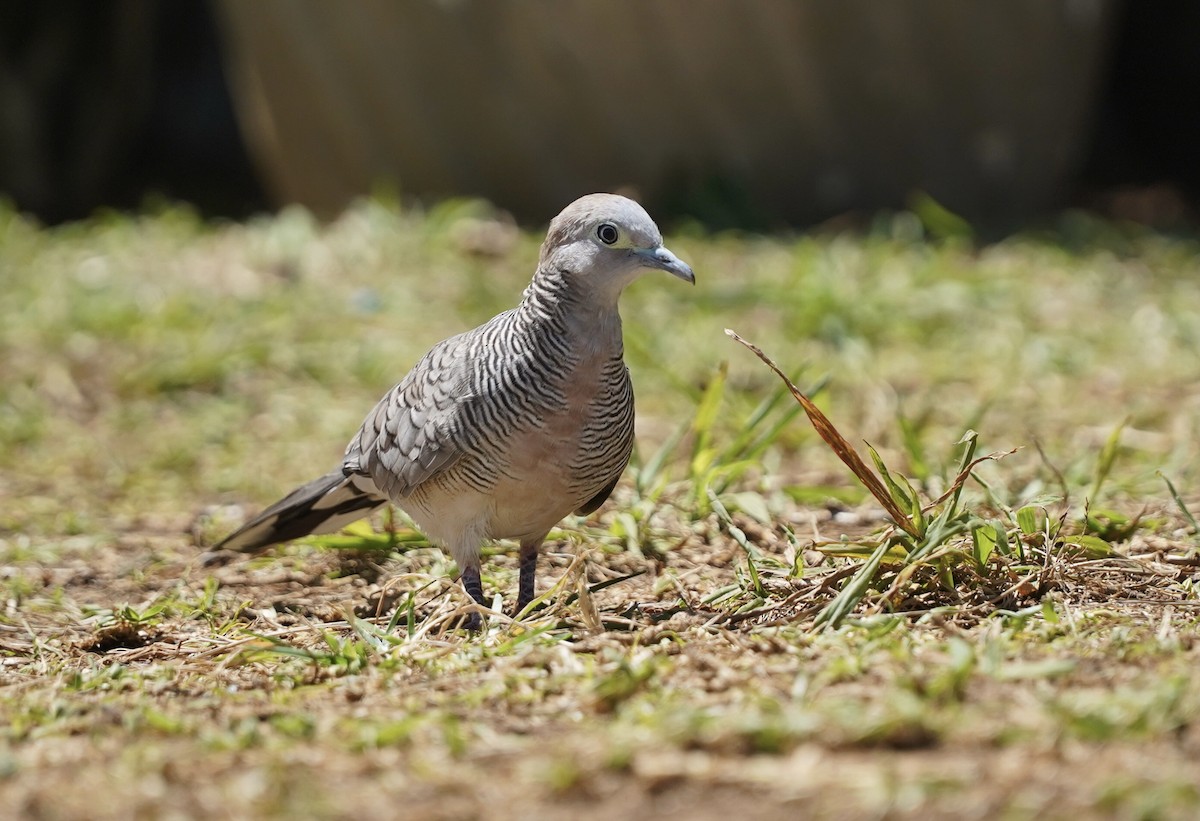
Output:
[[515, 538, 543, 615], [459, 564, 486, 631]]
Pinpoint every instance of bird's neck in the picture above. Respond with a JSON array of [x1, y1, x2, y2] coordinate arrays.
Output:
[[520, 267, 624, 356]]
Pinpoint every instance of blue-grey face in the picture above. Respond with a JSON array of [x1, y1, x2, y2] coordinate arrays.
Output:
[[541, 194, 696, 287]]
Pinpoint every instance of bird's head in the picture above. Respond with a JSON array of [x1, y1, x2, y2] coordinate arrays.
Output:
[[538, 194, 695, 303]]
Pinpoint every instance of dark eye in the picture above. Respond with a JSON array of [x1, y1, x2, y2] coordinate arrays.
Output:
[[596, 223, 619, 245]]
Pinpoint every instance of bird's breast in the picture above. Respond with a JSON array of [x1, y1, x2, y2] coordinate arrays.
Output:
[[401, 316, 634, 544], [484, 346, 631, 535]]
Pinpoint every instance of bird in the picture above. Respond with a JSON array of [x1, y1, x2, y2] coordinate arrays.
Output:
[[215, 193, 695, 628]]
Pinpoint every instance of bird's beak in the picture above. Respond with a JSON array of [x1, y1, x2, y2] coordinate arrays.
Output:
[[635, 245, 696, 285]]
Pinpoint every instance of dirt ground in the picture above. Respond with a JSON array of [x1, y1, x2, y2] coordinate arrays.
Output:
[[4, 503, 1200, 820]]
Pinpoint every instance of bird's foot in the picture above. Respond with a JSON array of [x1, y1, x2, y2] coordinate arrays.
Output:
[[458, 566, 487, 632], [515, 540, 539, 619], [455, 610, 483, 632]]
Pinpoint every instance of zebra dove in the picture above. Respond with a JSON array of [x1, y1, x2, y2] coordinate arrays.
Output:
[[216, 194, 694, 627]]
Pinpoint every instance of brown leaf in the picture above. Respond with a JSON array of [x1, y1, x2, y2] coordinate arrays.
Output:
[[725, 329, 919, 538]]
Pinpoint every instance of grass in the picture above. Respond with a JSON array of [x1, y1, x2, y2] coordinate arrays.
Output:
[[2, 196, 1200, 818]]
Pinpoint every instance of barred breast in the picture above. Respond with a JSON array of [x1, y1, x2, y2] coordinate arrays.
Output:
[[363, 270, 629, 544]]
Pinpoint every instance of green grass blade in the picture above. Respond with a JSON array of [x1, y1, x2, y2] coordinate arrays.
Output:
[[867, 442, 917, 518], [689, 362, 728, 479], [814, 537, 893, 628], [634, 418, 689, 495], [897, 411, 930, 481], [1089, 417, 1129, 503], [1158, 471, 1200, 535]]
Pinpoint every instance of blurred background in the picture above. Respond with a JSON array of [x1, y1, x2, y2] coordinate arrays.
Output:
[[1, 0, 1197, 232]]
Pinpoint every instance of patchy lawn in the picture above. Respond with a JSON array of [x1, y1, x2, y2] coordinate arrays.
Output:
[[2, 199, 1199, 818]]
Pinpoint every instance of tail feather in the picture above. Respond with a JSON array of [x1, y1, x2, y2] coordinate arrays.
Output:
[[217, 469, 388, 554]]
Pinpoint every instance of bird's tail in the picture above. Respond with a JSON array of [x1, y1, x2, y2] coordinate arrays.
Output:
[[216, 469, 388, 554]]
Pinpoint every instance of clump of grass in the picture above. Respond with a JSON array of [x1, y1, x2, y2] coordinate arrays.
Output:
[[725, 329, 1166, 628]]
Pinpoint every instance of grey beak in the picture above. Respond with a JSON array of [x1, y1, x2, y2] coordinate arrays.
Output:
[[635, 245, 696, 285]]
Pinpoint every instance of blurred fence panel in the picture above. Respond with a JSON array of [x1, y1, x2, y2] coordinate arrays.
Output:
[[216, 0, 1116, 225]]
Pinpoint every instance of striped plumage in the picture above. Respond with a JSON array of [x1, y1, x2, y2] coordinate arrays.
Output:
[[216, 194, 694, 627]]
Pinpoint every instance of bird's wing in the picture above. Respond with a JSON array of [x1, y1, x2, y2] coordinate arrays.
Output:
[[342, 332, 473, 498]]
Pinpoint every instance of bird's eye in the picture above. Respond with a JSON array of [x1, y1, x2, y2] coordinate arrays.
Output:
[[596, 223, 619, 245]]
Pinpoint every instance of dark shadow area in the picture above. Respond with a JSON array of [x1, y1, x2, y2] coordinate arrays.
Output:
[[0, 0, 265, 223], [1075, 0, 1200, 228], [132, 0, 265, 219]]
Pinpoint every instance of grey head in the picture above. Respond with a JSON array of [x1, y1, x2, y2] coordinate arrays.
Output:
[[538, 193, 695, 303]]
